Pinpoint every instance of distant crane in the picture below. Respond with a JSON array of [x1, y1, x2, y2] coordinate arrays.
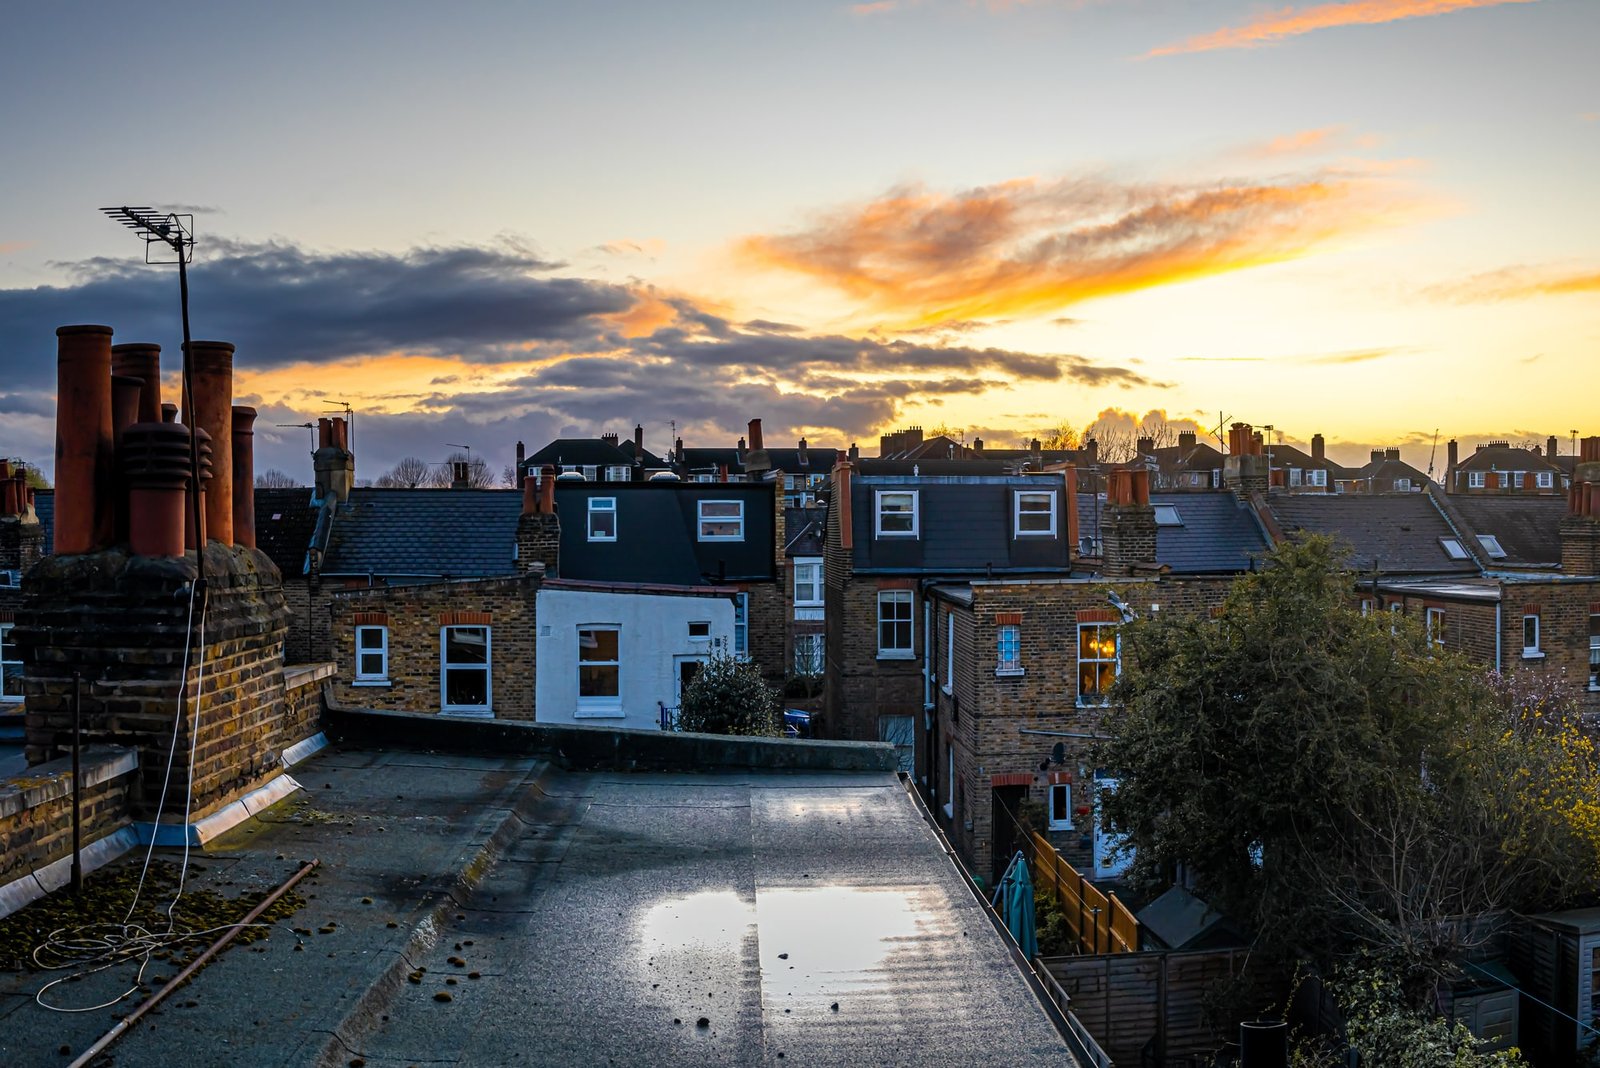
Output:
[[1426, 429, 1440, 480]]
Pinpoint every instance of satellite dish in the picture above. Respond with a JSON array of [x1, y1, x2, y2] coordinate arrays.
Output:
[[1051, 742, 1065, 766]]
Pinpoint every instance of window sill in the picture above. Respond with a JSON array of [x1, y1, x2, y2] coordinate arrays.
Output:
[[1521, 650, 1545, 660], [877, 651, 916, 661], [575, 709, 625, 719], [1076, 699, 1113, 709], [441, 708, 493, 719], [995, 668, 1026, 678], [352, 679, 391, 687], [1048, 823, 1075, 833], [874, 532, 919, 539]]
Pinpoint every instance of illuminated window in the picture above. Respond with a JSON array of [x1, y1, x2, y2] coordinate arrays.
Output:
[[1078, 624, 1119, 705]]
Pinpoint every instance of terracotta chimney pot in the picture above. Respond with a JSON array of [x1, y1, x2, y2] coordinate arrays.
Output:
[[54, 324, 116, 554], [181, 340, 235, 545], [124, 421, 193, 558], [232, 405, 258, 548], [539, 464, 557, 514], [111, 343, 163, 424]]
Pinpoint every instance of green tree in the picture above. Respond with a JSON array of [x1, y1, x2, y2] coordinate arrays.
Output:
[[676, 653, 781, 737], [1097, 536, 1600, 988]]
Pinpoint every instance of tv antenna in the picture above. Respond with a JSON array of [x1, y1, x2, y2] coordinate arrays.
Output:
[[99, 205, 204, 569], [325, 400, 354, 455]]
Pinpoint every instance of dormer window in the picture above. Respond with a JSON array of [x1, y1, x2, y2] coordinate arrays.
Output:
[[697, 500, 744, 541], [875, 491, 920, 538], [1468, 471, 1486, 489], [1013, 491, 1057, 537], [1538, 471, 1555, 489]]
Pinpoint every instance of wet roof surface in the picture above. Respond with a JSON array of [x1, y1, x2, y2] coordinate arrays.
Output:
[[359, 770, 1073, 1066]]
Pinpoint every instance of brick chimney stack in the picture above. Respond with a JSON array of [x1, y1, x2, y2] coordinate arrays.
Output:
[[516, 466, 561, 576], [745, 418, 771, 476], [1136, 436, 1154, 457], [0, 461, 45, 576], [312, 416, 355, 505], [1101, 469, 1156, 577], [1178, 431, 1195, 450], [1312, 433, 1325, 463], [1560, 436, 1600, 575], [602, 431, 619, 447], [1222, 422, 1267, 498], [1549, 435, 1559, 460]]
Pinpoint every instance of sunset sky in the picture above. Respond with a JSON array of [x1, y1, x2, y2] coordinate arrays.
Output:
[[1, 0, 1596, 482]]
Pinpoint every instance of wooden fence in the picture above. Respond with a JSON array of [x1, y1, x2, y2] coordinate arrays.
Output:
[[1029, 832, 1139, 955], [1040, 947, 1290, 1067]]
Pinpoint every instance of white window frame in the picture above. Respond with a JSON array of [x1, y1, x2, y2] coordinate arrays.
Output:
[[1477, 534, 1507, 559], [1468, 471, 1486, 489], [874, 490, 920, 538], [733, 592, 749, 659], [1590, 614, 1600, 691], [1308, 469, 1327, 488], [1048, 783, 1074, 831], [1538, 471, 1555, 489], [1522, 614, 1542, 658], [354, 624, 389, 685], [1288, 467, 1303, 487], [604, 465, 631, 482], [996, 623, 1022, 676], [688, 620, 711, 641], [1012, 490, 1057, 537], [1153, 504, 1183, 527], [877, 589, 914, 659], [587, 496, 617, 542], [1077, 623, 1119, 706], [793, 633, 824, 676], [697, 499, 745, 542], [1440, 538, 1469, 561], [0, 621, 21, 702], [440, 625, 492, 715], [792, 558, 823, 610], [1426, 607, 1446, 648], [944, 743, 954, 819], [1394, 478, 1412, 492], [577, 625, 622, 716]]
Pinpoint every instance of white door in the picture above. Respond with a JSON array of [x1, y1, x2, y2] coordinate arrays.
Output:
[[1092, 776, 1134, 880]]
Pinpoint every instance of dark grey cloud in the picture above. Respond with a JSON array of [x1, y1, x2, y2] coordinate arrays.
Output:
[[2, 237, 1164, 480]]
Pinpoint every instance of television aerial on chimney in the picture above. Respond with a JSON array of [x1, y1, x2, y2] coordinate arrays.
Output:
[[325, 400, 354, 455]]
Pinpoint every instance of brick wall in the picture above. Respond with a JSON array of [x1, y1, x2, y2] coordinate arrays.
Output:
[[16, 543, 292, 822], [516, 513, 560, 577], [0, 746, 137, 887], [328, 573, 540, 719], [281, 662, 333, 745], [930, 575, 1236, 880]]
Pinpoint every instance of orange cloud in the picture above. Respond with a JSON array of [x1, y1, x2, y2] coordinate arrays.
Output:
[[738, 168, 1424, 327], [1146, 0, 1539, 57], [1429, 265, 1600, 303]]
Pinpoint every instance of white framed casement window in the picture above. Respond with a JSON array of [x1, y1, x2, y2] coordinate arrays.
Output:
[[793, 633, 824, 676], [0, 622, 21, 702], [1048, 783, 1073, 830], [1308, 469, 1328, 488], [604, 465, 631, 482], [354, 625, 389, 684], [1590, 615, 1600, 691], [1522, 614, 1542, 658], [698, 500, 744, 541], [1538, 471, 1555, 489], [1013, 490, 1057, 537], [996, 623, 1022, 675], [874, 490, 919, 537], [1289, 467, 1303, 487], [1077, 623, 1118, 705], [733, 592, 749, 658], [688, 620, 711, 641], [587, 496, 617, 541], [1425, 607, 1446, 648], [1468, 471, 1486, 489], [793, 557, 823, 619], [877, 590, 914, 658], [577, 626, 622, 716], [440, 626, 492, 715]]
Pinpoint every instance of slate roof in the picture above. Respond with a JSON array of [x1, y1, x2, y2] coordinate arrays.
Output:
[[1075, 491, 1268, 574], [854, 458, 1015, 476], [526, 438, 635, 468], [1267, 494, 1480, 575], [850, 475, 1072, 574], [679, 446, 840, 474], [784, 506, 826, 557], [254, 488, 319, 576], [1342, 457, 1431, 491], [1444, 494, 1567, 568], [555, 481, 776, 585], [321, 488, 522, 579], [1454, 443, 1561, 475]]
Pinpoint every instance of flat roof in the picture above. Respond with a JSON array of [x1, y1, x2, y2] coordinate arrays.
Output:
[[357, 769, 1076, 1065]]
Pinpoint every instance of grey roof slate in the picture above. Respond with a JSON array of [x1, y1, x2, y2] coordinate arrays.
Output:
[[1268, 493, 1480, 575], [1445, 494, 1567, 567], [851, 475, 1072, 574], [1076, 492, 1268, 574], [254, 487, 319, 576], [555, 482, 776, 585], [321, 488, 522, 578], [785, 506, 825, 557]]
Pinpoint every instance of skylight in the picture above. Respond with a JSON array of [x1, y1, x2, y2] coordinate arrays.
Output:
[[1476, 534, 1507, 559], [1153, 505, 1183, 527], [1440, 538, 1469, 561]]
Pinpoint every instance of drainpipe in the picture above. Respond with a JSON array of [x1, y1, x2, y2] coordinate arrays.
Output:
[[922, 593, 933, 712], [1495, 600, 1502, 673]]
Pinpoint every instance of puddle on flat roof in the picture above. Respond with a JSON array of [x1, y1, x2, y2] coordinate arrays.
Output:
[[757, 886, 937, 1002]]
